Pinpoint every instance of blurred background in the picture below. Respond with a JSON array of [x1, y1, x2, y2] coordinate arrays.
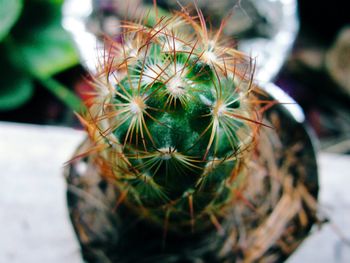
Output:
[[0, 0, 349, 153], [0, 1, 349, 262]]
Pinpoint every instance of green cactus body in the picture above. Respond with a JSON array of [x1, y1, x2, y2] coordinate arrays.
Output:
[[82, 10, 261, 232]]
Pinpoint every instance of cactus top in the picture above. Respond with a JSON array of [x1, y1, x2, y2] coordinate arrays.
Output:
[[80, 7, 263, 230]]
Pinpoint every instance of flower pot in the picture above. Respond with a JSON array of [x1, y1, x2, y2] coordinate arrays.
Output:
[[65, 85, 319, 262]]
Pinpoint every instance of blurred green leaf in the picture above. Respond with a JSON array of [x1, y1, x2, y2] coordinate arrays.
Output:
[[11, 0, 79, 77], [0, 0, 23, 41], [0, 0, 80, 111], [15, 25, 79, 77], [0, 46, 33, 110], [0, 75, 33, 111]]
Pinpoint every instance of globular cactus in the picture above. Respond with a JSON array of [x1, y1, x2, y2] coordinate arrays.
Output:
[[80, 7, 264, 233]]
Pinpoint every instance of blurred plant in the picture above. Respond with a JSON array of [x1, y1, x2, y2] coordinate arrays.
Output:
[[0, 0, 83, 112]]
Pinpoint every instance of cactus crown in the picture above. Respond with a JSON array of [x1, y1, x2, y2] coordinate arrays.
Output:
[[80, 7, 263, 232]]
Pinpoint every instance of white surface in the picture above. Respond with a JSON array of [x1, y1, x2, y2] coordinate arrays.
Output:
[[288, 153, 350, 263], [0, 122, 349, 262], [0, 122, 84, 263]]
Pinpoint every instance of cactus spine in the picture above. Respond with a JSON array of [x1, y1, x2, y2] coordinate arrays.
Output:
[[80, 8, 263, 233]]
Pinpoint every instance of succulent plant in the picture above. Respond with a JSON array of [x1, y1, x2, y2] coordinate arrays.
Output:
[[67, 5, 321, 262], [79, 7, 266, 234]]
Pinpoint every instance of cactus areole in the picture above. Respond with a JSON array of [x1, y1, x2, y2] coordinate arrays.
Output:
[[80, 8, 265, 233]]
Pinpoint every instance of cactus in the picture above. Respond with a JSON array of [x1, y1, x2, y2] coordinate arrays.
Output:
[[79, 7, 265, 233]]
